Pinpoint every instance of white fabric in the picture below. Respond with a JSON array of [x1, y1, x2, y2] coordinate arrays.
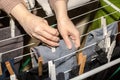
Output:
[[36, 0, 91, 16], [24, 0, 35, 9], [67, 0, 91, 10], [36, 0, 53, 16]]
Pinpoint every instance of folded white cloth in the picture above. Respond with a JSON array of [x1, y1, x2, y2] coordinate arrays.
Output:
[[36, 0, 91, 16]]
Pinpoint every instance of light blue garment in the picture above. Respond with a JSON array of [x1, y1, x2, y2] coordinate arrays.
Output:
[[31, 39, 77, 80]]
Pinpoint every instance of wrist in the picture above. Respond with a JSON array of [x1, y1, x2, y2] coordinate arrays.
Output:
[[57, 15, 69, 22], [53, 0, 68, 19]]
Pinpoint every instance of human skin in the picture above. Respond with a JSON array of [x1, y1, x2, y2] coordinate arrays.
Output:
[[10, 0, 80, 49]]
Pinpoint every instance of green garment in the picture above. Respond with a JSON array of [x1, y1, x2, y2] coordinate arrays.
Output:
[[89, 0, 120, 30]]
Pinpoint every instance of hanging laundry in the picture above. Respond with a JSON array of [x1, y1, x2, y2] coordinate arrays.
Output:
[[69, 65, 80, 79], [0, 26, 23, 73], [82, 21, 120, 80], [0, 59, 17, 80], [83, 21, 118, 61], [31, 39, 77, 80], [89, 0, 120, 30]]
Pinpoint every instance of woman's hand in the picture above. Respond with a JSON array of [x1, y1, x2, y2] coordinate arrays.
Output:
[[11, 3, 59, 46], [21, 14, 60, 46], [49, 0, 80, 49], [57, 17, 80, 49]]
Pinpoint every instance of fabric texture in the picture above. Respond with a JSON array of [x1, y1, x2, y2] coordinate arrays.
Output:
[[100, 0, 120, 20], [0, 59, 17, 80], [0, 26, 24, 73], [31, 39, 77, 80], [17, 66, 65, 80], [89, 0, 120, 30], [83, 21, 119, 80], [0, 0, 23, 14], [83, 21, 118, 61]]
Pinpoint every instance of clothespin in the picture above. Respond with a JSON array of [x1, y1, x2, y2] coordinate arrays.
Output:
[[5, 61, 17, 80], [0, 54, 2, 76], [31, 52, 38, 68], [78, 52, 86, 75], [30, 48, 39, 60], [10, 18, 15, 38], [107, 40, 116, 62], [38, 56, 43, 76], [48, 61, 56, 80], [101, 17, 110, 53]]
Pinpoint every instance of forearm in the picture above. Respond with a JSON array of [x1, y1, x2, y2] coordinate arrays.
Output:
[[49, 0, 68, 20], [10, 3, 31, 24]]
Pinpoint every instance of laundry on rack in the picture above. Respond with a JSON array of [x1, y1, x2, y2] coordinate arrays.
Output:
[[0, 0, 120, 79], [31, 39, 77, 80], [83, 21, 118, 61], [0, 26, 24, 73], [3, 62, 66, 80], [0, 59, 17, 80], [69, 65, 80, 79], [81, 21, 120, 80]]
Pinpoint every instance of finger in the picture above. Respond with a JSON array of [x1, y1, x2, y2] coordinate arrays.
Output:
[[75, 32, 80, 48], [45, 26, 59, 36], [74, 37, 80, 49], [42, 19, 59, 36], [32, 33, 59, 47], [38, 30, 59, 42], [70, 33, 80, 49], [62, 33, 72, 49]]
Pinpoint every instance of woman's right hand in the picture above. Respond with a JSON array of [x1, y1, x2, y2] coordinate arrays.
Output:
[[21, 14, 60, 46], [11, 3, 59, 46]]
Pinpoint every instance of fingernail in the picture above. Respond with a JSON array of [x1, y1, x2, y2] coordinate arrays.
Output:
[[68, 45, 72, 49]]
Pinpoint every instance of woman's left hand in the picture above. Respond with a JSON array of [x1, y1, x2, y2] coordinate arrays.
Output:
[[57, 17, 80, 49]]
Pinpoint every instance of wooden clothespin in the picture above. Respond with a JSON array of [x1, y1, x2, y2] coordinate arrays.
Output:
[[5, 61, 17, 80], [0, 54, 2, 76], [106, 21, 120, 62], [48, 61, 56, 80], [38, 56, 43, 76], [78, 52, 86, 75]]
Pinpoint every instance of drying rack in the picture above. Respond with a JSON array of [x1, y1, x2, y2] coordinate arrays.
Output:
[[0, 0, 120, 80]]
